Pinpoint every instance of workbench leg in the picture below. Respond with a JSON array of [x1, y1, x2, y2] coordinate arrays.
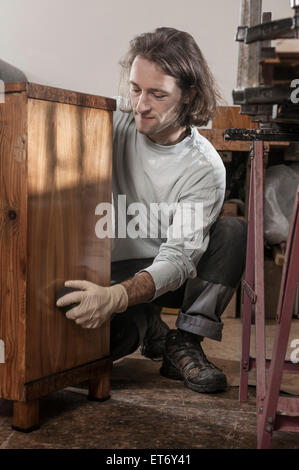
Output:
[[87, 360, 112, 402], [12, 399, 40, 433], [239, 149, 255, 403], [253, 141, 267, 447]]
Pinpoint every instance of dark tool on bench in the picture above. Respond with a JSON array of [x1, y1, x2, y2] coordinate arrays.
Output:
[[230, 0, 299, 138], [236, 0, 299, 44]]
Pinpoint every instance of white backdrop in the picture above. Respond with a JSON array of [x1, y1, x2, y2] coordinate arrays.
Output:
[[0, 0, 293, 104]]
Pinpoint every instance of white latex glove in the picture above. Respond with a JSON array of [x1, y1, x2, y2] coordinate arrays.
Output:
[[56, 280, 129, 329]]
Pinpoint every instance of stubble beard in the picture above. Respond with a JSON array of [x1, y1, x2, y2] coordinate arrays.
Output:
[[134, 103, 183, 139]]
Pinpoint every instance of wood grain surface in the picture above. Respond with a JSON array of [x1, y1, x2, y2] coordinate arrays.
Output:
[[12, 399, 39, 431], [212, 106, 258, 130], [0, 92, 28, 400], [1, 83, 27, 93], [26, 98, 112, 383], [2, 83, 116, 111], [23, 357, 112, 401], [27, 83, 116, 111]]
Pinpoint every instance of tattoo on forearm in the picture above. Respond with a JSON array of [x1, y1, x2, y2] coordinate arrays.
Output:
[[121, 271, 155, 306]]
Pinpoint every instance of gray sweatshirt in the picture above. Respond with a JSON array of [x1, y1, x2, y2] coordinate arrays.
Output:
[[111, 106, 226, 299]]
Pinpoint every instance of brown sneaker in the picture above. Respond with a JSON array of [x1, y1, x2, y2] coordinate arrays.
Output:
[[160, 329, 227, 393]]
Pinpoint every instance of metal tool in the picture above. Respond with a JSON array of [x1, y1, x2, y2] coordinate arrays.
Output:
[[224, 127, 299, 142], [233, 0, 299, 130], [236, 0, 299, 44]]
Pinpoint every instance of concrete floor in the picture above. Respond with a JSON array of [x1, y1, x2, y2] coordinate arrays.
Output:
[[0, 316, 299, 449]]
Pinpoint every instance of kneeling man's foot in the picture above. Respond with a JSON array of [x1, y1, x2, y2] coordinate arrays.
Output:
[[141, 309, 170, 359], [160, 329, 227, 393]]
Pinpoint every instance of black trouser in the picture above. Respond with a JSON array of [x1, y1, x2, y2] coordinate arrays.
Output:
[[110, 217, 247, 361]]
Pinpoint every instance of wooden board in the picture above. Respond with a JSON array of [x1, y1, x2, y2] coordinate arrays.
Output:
[[25, 98, 112, 383], [27, 83, 116, 111], [200, 129, 290, 153], [1, 83, 27, 93], [199, 129, 253, 151], [1, 83, 116, 110], [212, 106, 258, 130], [0, 92, 28, 400]]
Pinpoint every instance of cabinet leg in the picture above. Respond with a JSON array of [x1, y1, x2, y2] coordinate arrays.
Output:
[[12, 399, 40, 433], [88, 360, 112, 402]]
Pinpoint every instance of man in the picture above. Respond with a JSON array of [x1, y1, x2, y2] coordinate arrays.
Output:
[[56, 27, 247, 394]]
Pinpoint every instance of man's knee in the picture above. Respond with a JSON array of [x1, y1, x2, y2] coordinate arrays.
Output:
[[197, 216, 247, 287], [213, 217, 247, 272], [211, 216, 247, 251]]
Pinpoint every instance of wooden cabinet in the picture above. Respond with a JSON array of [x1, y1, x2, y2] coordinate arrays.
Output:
[[0, 83, 115, 431]]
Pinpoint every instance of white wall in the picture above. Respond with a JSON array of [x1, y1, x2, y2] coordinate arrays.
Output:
[[0, 0, 293, 104]]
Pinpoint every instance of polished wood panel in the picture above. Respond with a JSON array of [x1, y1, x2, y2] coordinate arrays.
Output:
[[0, 92, 28, 400], [26, 98, 112, 382]]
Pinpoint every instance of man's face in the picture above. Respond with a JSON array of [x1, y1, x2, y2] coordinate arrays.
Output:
[[129, 56, 185, 143]]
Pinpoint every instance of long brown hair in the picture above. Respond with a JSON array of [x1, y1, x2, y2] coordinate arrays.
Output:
[[118, 27, 221, 127]]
